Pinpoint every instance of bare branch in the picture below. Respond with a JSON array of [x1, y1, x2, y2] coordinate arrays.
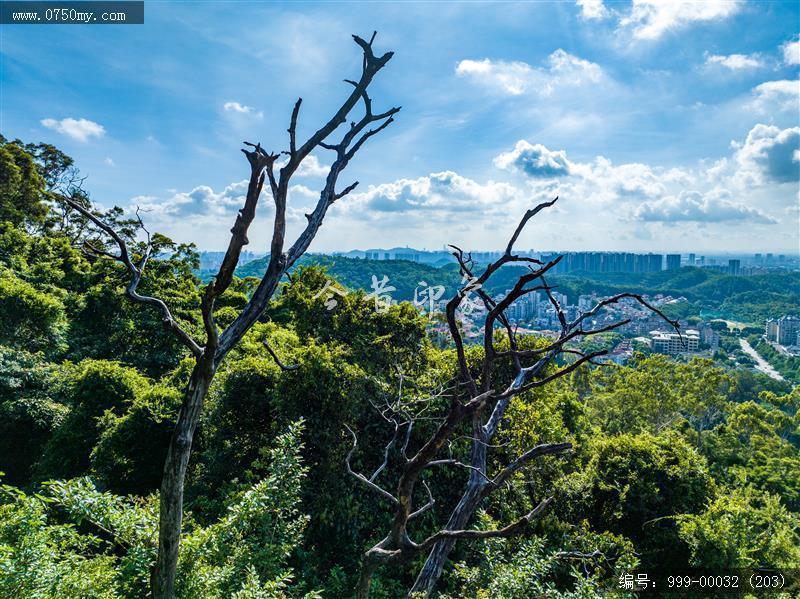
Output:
[[401, 420, 414, 461], [555, 549, 603, 560], [509, 349, 610, 397], [345, 111, 400, 160], [263, 340, 299, 371], [219, 34, 398, 358], [426, 458, 492, 483], [505, 197, 558, 256], [573, 292, 681, 336], [345, 425, 399, 505], [543, 279, 569, 333], [369, 419, 400, 483], [416, 497, 553, 552], [335, 181, 360, 201], [62, 196, 203, 357], [408, 480, 435, 520], [288, 98, 302, 156], [488, 442, 572, 489]]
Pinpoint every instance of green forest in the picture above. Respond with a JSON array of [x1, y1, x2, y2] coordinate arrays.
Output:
[[234, 255, 800, 325], [2, 129, 800, 598]]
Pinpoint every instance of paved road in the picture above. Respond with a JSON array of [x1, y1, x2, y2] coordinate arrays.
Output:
[[739, 338, 785, 381]]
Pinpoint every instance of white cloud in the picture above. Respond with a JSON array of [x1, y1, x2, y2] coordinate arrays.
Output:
[[104, 157, 115, 167], [634, 190, 777, 224], [619, 0, 741, 41], [782, 37, 800, 65], [750, 79, 799, 113], [277, 154, 330, 178], [734, 123, 800, 184], [347, 171, 524, 216], [705, 53, 763, 70], [41, 117, 105, 142], [493, 136, 783, 226], [223, 101, 263, 119], [576, 0, 607, 20], [135, 180, 250, 219], [495, 141, 672, 201], [289, 184, 318, 199], [456, 50, 603, 96], [494, 140, 573, 177], [578, 157, 673, 199]]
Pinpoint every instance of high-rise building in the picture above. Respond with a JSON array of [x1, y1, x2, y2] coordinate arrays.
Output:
[[728, 259, 741, 275], [666, 254, 681, 270], [767, 316, 800, 345], [766, 318, 779, 342], [537, 252, 664, 274], [777, 316, 800, 345], [688, 253, 696, 266], [652, 254, 663, 271], [698, 324, 720, 350]]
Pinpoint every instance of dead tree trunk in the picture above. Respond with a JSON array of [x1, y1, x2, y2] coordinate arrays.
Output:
[[346, 199, 682, 598], [409, 476, 484, 595], [153, 362, 212, 596], [64, 32, 399, 599]]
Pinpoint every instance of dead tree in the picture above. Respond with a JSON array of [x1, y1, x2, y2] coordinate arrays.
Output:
[[348, 199, 680, 598], [62, 33, 399, 599]]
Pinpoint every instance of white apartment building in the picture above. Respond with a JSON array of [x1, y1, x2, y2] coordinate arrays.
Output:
[[650, 329, 700, 355]]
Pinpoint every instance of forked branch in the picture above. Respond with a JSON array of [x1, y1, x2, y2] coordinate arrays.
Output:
[[62, 196, 203, 357]]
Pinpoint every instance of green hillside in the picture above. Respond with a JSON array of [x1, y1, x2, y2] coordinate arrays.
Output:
[[231, 256, 799, 324]]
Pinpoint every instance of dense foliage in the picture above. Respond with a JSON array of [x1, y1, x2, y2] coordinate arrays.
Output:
[[1, 138, 798, 597]]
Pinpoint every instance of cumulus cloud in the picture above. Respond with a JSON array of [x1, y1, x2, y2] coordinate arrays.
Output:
[[579, 157, 674, 199], [494, 141, 673, 200], [276, 154, 330, 178], [288, 184, 319, 200], [135, 180, 250, 219], [41, 117, 105, 142], [456, 50, 602, 96], [347, 171, 523, 216], [223, 101, 263, 119], [634, 190, 777, 224], [619, 0, 741, 41], [782, 37, 800, 65], [492, 137, 782, 226], [734, 124, 800, 184], [128, 177, 327, 235], [494, 140, 573, 177], [705, 53, 763, 70], [750, 79, 799, 113], [576, 0, 607, 20]]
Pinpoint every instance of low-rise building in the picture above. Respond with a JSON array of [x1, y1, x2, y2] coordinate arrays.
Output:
[[650, 329, 699, 355]]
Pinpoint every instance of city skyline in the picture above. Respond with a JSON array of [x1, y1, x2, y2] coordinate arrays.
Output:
[[3, 1, 798, 252]]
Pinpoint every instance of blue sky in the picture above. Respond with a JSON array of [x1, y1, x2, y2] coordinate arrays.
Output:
[[2, 0, 799, 253]]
